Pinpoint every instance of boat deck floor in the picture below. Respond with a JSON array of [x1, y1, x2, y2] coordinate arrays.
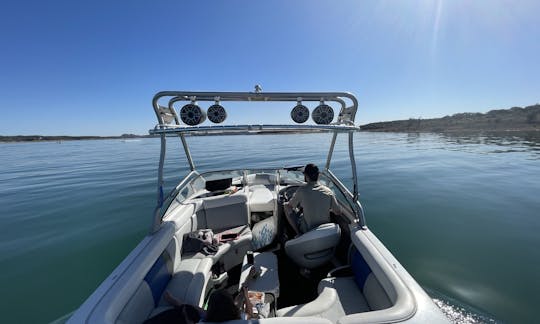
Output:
[[219, 249, 333, 310]]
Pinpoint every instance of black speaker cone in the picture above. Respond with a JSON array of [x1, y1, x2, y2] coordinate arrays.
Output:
[[312, 104, 334, 125], [207, 104, 227, 123], [180, 104, 206, 126], [291, 104, 310, 124]]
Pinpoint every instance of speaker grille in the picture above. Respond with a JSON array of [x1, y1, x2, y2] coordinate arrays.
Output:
[[291, 104, 310, 124], [312, 104, 334, 125], [180, 104, 206, 126], [207, 104, 227, 123]]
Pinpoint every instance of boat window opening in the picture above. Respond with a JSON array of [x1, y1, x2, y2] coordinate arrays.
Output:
[[245, 170, 278, 185], [179, 187, 190, 200], [319, 174, 354, 215], [200, 170, 244, 182], [165, 176, 205, 209], [278, 169, 305, 185]]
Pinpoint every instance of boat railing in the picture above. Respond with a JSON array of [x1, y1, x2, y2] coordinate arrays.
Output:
[[149, 89, 363, 233], [149, 124, 360, 135]]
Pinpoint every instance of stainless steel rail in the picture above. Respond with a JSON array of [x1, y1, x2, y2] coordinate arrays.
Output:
[[149, 89, 363, 233], [152, 91, 358, 127], [150, 124, 360, 135]]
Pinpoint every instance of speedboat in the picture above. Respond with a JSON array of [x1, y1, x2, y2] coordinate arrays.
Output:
[[69, 88, 449, 323]]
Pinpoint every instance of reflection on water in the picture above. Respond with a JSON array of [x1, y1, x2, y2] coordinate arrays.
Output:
[[356, 131, 540, 323], [438, 132, 540, 157], [395, 131, 540, 158], [433, 298, 498, 324], [2, 133, 539, 323]]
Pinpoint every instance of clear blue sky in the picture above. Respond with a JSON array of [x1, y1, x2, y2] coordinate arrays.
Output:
[[1, 0, 539, 136]]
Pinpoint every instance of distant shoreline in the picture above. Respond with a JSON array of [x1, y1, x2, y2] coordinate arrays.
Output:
[[360, 104, 540, 133], [0, 131, 312, 143], [3, 104, 539, 142], [0, 134, 153, 143]]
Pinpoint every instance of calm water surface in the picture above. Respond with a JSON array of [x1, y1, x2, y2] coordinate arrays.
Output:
[[1, 132, 539, 323]]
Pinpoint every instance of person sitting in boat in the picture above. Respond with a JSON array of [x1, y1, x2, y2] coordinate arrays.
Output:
[[284, 163, 342, 236]]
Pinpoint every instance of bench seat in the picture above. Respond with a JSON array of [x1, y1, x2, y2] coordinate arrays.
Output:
[[117, 245, 213, 323], [183, 225, 253, 270], [162, 257, 213, 307], [147, 256, 213, 318], [276, 249, 392, 323]]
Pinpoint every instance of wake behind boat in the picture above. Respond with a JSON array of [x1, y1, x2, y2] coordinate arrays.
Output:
[[69, 88, 449, 323]]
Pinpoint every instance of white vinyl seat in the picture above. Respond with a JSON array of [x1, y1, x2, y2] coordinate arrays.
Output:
[[284, 223, 341, 269], [148, 257, 213, 318], [276, 277, 372, 322], [183, 225, 253, 271], [191, 193, 254, 271], [161, 257, 213, 306], [248, 184, 276, 213], [277, 249, 393, 323], [248, 184, 278, 250]]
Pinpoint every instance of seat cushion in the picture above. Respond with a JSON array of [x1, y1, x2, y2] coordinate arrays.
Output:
[[249, 185, 275, 212], [323, 277, 370, 314], [182, 225, 253, 271], [158, 257, 213, 308], [117, 282, 155, 324], [276, 280, 342, 321], [363, 273, 392, 311], [251, 216, 277, 250]]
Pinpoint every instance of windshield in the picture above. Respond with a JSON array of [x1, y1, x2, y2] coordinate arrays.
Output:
[[161, 166, 356, 220], [185, 133, 333, 171]]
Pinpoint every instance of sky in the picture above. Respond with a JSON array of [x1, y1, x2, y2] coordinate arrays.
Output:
[[1, 0, 539, 136]]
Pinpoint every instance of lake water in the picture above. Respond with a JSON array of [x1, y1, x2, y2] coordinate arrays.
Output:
[[1, 132, 539, 323]]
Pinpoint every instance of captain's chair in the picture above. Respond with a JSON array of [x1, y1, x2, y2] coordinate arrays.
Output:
[[284, 223, 341, 269]]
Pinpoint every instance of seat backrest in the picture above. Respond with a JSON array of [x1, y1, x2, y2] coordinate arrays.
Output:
[[285, 223, 341, 269], [202, 193, 249, 231], [248, 184, 276, 213], [116, 237, 177, 324], [350, 250, 392, 311]]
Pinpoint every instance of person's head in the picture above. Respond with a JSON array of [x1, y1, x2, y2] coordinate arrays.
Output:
[[205, 290, 240, 322], [303, 163, 319, 182]]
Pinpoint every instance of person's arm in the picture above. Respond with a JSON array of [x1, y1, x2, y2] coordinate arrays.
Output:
[[288, 188, 301, 209], [284, 190, 302, 235]]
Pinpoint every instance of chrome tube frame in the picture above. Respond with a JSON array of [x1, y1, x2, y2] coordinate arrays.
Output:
[[325, 132, 338, 170], [152, 134, 167, 233], [179, 134, 195, 171], [349, 131, 359, 201], [150, 90, 362, 230], [150, 124, 360, 134]]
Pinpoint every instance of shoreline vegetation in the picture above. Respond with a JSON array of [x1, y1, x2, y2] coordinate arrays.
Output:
[[0, 134, 154, 143], [360, 104, 540, 132], [2, 104, 539, 142]]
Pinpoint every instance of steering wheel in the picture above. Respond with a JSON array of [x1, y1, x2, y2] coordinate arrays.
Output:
[[279, 185, 300, 203]]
